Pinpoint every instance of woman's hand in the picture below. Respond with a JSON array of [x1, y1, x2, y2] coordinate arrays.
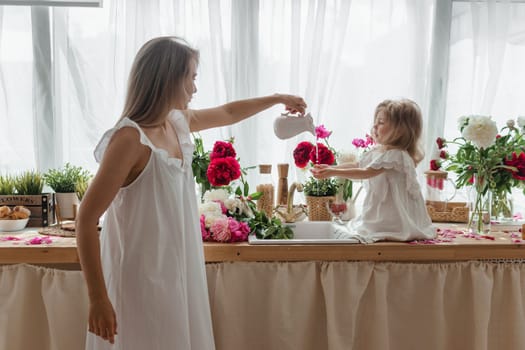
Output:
[[311, 164, 332, 179], [88, 298, 118, 344], [277, 94, 307, 115]]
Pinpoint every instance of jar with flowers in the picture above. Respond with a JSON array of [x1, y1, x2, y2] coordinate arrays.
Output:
[[432, 115, 525, 233], [292, 124, 336, 221]]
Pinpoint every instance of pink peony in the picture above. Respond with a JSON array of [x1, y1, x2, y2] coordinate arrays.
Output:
[[352, 138, 366, 148], [315, 124, 332, 139], [229, 219, 251, 242], [365, 134, 375, 147], [200, 215, 211, 241], [210, 217, 231, 242]]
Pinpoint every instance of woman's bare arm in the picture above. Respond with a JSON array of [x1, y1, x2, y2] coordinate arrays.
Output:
[[76, 127, 146, 344], [187, 94, 307, 132]]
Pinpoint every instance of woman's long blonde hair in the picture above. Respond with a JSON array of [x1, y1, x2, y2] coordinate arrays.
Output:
[[374, 99, 424, 164], [119, 36, 199, 126]]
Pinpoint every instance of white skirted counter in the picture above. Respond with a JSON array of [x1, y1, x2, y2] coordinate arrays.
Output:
[[1, 225, 525, 350]]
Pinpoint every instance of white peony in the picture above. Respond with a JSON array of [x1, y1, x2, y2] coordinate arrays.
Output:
[[461, 115, 498, 149], [198, 201, 222, 217], [517, 116, 525, 130], [457, 116, 469, 131], [224, 197, 242, 213], [203, 188, 229, 203]]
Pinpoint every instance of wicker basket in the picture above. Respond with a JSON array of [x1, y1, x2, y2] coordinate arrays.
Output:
[[305, 195, 335, 221], [426, 200, 469, 223]]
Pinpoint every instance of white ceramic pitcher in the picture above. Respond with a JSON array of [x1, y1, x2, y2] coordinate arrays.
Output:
[[273, 112, 316, 140]]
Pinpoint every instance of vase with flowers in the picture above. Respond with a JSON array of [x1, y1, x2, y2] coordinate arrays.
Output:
[[193, 135, 294, 241], [293, 124, 337, 221], [433, 115, 525, 233]]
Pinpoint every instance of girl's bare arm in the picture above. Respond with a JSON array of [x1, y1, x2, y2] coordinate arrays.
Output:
[[311, 165, 384, 180]]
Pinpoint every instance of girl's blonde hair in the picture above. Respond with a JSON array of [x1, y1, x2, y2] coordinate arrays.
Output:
[[120, 36, 199, 126], [374, 99, 424, 164]]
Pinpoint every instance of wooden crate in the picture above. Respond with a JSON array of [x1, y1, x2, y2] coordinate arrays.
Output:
[[0, 194, 56, 227], [426, 200, 469, 223]]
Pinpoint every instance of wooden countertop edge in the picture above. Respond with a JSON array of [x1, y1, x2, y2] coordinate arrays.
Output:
[[203, 242, 525, 262], [2, 243, 525, 264], [0, 247, 81, 264]]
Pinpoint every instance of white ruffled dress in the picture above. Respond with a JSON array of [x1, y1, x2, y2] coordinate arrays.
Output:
[[349, 147, 436, 242], [85, 111, 215, 350]]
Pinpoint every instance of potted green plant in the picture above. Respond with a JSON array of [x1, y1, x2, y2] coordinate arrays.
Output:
[[15, 170, 44, 195], [0, 175, 16, 195], [44, 163, 91, 220], [0, 171, 55, 227], [75, 177, 90, 202], [303, 176, 338, 221]]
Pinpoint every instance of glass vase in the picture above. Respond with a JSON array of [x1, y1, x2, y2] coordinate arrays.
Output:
[[469, 175, 492, 234], [491, 190, 513, 222]]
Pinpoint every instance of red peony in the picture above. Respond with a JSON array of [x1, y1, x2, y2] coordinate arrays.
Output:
[[436, 137, 445, 149], [439, 150, 448, 159], [504, 151, 525, 180], [309, 143, 335, 165], [293, 141, 315, 168], [430, 159, 441, 171], [210, 141, 236, 160], [206, 157, 241, 186]]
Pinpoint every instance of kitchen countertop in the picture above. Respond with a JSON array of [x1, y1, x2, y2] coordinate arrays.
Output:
[[1, 223, 524, 264]]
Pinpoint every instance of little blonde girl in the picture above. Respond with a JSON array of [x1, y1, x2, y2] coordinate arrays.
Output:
[[311, 99, 436, 242]]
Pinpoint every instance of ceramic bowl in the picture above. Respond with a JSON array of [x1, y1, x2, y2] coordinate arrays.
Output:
[[0, 218, 29, 232]]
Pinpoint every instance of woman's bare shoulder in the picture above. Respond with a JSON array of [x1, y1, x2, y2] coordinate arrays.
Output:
[[105, 126, 148, 160]]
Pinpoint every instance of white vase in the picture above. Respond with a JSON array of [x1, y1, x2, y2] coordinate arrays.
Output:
[[55, 192, 80, 220]]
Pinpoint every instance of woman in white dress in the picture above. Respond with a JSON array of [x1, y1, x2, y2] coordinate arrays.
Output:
[[311, 99, 436, 243], [76, 36, 307, 349]]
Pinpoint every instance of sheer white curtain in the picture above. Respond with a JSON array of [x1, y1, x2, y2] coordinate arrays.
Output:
[[444, 0, 525, 136], [0, 0, 438, 190], [227, 0, 437, 188], [444, 0, 525, 211]]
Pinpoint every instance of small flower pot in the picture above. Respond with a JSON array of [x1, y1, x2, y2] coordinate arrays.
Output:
[[305, 195, 334, 221]]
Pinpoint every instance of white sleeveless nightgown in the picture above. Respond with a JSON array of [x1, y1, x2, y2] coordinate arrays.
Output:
[[86, 110, 215, 349], [349, 147, 436, 242]]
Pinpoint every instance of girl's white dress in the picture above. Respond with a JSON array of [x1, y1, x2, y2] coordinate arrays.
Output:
[[349, 147, 436, 242], [86, 111, 215, 349]]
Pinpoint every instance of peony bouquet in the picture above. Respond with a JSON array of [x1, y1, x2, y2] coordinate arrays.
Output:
[[199, 188, 254, 242], [193, 135, 294, 242], [432, 115, 525, 224]]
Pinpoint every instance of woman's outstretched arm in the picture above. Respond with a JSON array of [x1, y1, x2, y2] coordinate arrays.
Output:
[[187, 94, 307, 132]]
